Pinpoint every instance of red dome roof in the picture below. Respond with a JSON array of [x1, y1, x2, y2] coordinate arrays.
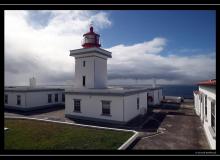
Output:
[[83, 26, 100, 37]]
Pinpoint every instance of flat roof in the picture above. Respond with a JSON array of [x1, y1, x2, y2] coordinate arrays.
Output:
[[5, 86, 65, 92], [65, 86, 162, 96]]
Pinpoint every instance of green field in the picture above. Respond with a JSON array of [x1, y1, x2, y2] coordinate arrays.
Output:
[[4, 119, 133, 150]]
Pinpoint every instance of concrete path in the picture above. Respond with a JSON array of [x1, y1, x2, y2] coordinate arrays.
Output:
[[129, 101, 210, 150]]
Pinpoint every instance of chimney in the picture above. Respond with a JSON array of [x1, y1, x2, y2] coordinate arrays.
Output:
[[152, 78, 156, 88], [29, 77, 36, 88]]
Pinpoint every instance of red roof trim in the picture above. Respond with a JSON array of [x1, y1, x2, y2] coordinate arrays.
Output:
[[83, 32, 100, 36], [197, 79, 216, 86]]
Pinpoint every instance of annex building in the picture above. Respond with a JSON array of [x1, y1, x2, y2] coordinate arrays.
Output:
[[194, 79, 216, 149]]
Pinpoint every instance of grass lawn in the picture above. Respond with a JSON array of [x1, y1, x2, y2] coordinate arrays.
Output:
[[4, 119, 133, 150]]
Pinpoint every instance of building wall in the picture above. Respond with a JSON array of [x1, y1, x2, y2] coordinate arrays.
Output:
[[194, 93, 200, 115], [94, 57, 107, 88], [124, 92, 148, 122], [4, 92, 26, 108], [194, 85, 216, 149], [65, 94, 124, 122], [4, 90, 65, 109], [75, 57, 95, 88], [148, 89, 162, 106], [26, 91, 64, 107], [65, 91, 150, 123], [159, 89, 163, 101], [74, 53, 108, 89], [199, 86, 216, 150]]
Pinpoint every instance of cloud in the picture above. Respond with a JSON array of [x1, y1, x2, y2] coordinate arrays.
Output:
[[4, 10, 215, 86], [107, 39, 215, 84], [4, 10, 111, 85]]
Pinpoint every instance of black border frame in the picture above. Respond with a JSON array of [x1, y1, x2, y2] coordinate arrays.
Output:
[[1, 4, 219, 157]]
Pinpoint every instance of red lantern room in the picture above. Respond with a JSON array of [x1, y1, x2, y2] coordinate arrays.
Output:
[[82, 26, 101, 48]]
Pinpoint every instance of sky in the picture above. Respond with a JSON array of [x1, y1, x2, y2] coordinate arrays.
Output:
[[4, 10, 216, 86]]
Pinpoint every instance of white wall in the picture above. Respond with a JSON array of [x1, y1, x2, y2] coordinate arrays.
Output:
[[65, 92, 149, 123], [26, 91, 64, 107], [194, 93, 200, 116], [159, 89, 163, 101], [194, 86, 216, 149], [124, 92, 148, 122], [199, 86, 216, 149], [65, 89, 163, 123], [94, 57, 107, 88], [153, 90, 159, 105], [147, 89, 162, 106], [65, 94, 124, 122], [5, 90, 65, 109], [75, 57, 95, 88], [4, 92, 26, 108], [74, 53, 108, 89]]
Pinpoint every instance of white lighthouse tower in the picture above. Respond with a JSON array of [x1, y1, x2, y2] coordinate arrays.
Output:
[[70, 26, 112, 89], [65, 25, 163, 124]]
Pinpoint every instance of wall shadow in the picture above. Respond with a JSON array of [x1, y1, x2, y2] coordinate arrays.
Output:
[[4, 105, 64, 116]]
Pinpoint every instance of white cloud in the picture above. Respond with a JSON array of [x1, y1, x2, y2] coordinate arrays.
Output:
[[4, 10, 111, 85], [107, 39, 215, 84], [4, 10, 215, 86]]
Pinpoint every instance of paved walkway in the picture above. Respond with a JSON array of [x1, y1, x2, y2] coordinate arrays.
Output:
[[129, 100, 210, 150]]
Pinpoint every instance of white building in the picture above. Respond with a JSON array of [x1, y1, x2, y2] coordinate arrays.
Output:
[[65, 26, 163, 124], [194, 79, 216, 149], [4, 78, 65, 111]]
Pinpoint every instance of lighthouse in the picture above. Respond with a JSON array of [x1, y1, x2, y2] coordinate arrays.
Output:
[[70, 26, 112, 89], [65, 24, 163, 124]]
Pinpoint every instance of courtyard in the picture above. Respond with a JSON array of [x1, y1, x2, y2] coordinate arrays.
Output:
[[4, 99, 210, 150]]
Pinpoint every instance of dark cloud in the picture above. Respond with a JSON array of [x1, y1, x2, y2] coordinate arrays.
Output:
[[26, 11, 54, 29], [5, 52, 40, 74]]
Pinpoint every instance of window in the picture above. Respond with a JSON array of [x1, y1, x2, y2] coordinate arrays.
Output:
[[62, 93, 65, 102], [5, 94, 8, 104], [102, 101, 111, 116], [211, 100, 215, 132], [83, 76, 86, 86], [17, 95, 21, 105], [74, 99, 81, 112], [55, 94, 58, 102], [48, 94, 52, 103], [137, 97, 139, 110], [83, 61, 86, 67], [205, 95, 207, 119]]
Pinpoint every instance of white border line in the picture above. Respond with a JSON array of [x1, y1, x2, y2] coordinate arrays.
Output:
[[5, 116, 138, 150], [118, 131, 139, 150]]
